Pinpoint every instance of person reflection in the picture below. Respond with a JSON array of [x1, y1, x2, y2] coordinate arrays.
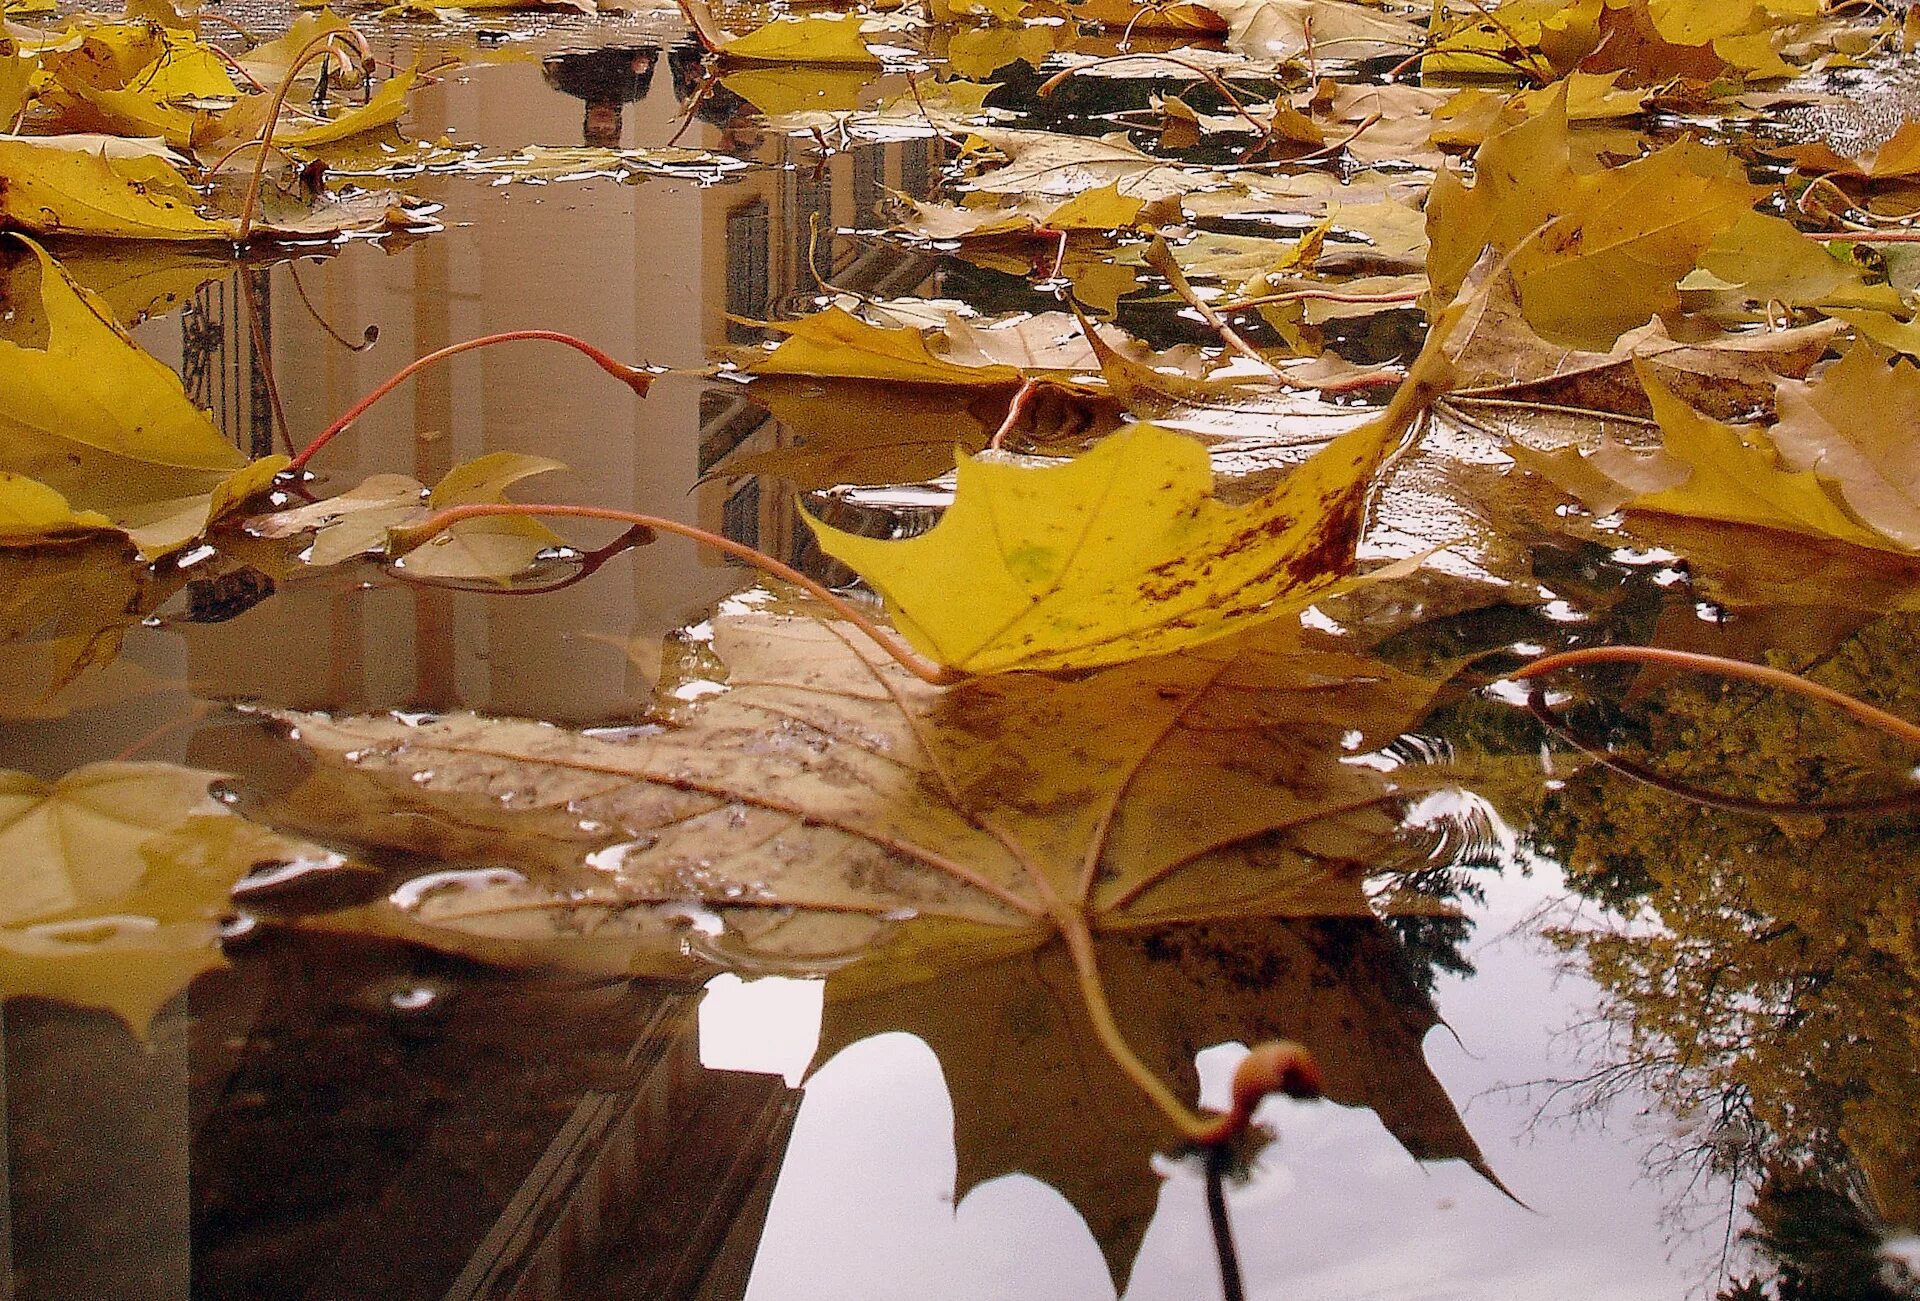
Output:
[[541, 47, 659, 148]]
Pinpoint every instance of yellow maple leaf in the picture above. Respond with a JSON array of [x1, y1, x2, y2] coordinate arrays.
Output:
[[746, 307, 1026, 386], [0, 235, 285, 556], [1626, 359, 1894, 551], [805, 312, 1458, 673], [0, 135, 230, 239], [1769, 344, 1920, 550], [1688, 211, 1903, 312], [1429, 88, 1760, 350], [272, 67, 417, 149]]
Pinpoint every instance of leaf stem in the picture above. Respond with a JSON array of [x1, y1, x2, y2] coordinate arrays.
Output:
[[284, 330, 655, 471], [1204, 1146, 1247, 1301], [1037, 55, 1278, 148], [387, 502, 963, 685], [1510, 645, 1920, 749], [1058, 911, 1214, 1137], [234, 27, 375, 242], [1144, 237, 1282, 376]]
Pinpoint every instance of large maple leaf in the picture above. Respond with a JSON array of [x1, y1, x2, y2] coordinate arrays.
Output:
[[255, 588, 1501, 1279]]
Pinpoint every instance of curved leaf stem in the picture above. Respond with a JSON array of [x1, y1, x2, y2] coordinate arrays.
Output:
[[1215, 286, 1423, 312], [1511, 645, 1920, 813], [1509, 645, 1920, 749], [388, 502, 963, 686], [1804, 228, 1920, 243], [1057, 911, 1215, 1138], [234, 28, 375, 242], [284, 330, 655, 471]]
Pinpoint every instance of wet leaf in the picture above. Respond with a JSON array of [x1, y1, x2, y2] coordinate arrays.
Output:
[[269, 67, 416, 150], [1447, 268, 1841, 418], [1770, 343, 1920, 549], [0, 234, 284, 557], [893, 183, 1147, 242], [1426, 87, 1761, 348], [683, 0, 880, 65], [0, 760, 358, 1032], [807, 307, 1461, 673], [1688, 211, 1904, 312], [1781, 118, 1920, 180], [253, 451, 569, 579], [1618, 362, 1894, 551], [745, 306, 1027, 386], [0, 133, 230, 239], [1198, 0, 1423, 62], [261, 585, 1495, 1274]]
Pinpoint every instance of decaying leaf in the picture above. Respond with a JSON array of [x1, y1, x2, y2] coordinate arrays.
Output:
[[1447, 268, 1841, 418], [806, 298, 1462, 674], [259, 584, 1497, 1274]]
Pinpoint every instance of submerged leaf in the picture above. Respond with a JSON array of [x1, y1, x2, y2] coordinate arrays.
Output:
[[0, 761, 359, 1033]]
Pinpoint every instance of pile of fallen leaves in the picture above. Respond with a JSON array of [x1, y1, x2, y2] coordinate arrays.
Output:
[[5, 0, 1920, 1281]]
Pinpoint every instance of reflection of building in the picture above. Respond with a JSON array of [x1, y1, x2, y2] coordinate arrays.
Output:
[[129, 44, 943, 723], [179, 271, 279, 459], [696, 128, 940, 569], [12, 41, 954, 1301]]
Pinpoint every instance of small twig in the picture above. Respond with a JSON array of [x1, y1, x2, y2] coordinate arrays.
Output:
[[1215, 285, 1423, 311], [285, 331, 654, 472], [388, 502, 961, 685], [903, 68, 968, 152], [1144, 237, 1281, 376], [1038, 56, 1278, 148], [1511, 645, 1920, 748], [1293, 110, 1380, 162]]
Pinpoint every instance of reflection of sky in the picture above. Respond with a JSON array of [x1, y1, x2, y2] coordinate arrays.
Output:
[[701, 861, 1738, 1300]]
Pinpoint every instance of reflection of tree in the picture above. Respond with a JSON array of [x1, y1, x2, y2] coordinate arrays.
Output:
[[1528, 612, 1920, 1294]]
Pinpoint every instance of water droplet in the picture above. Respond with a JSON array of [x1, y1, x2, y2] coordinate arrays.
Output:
[[389, 867, 526, 910], [389, 986, 440, 1013]]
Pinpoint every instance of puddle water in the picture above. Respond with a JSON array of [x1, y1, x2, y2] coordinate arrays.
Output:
[[3, 8, 1920, 1301]]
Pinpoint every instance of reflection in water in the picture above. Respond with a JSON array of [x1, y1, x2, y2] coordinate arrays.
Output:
[[1533, 611, 1920, 1297], [543, 47, 659, 148], [180, 272, 280, 460], [10, 22, 1917, 1301]]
